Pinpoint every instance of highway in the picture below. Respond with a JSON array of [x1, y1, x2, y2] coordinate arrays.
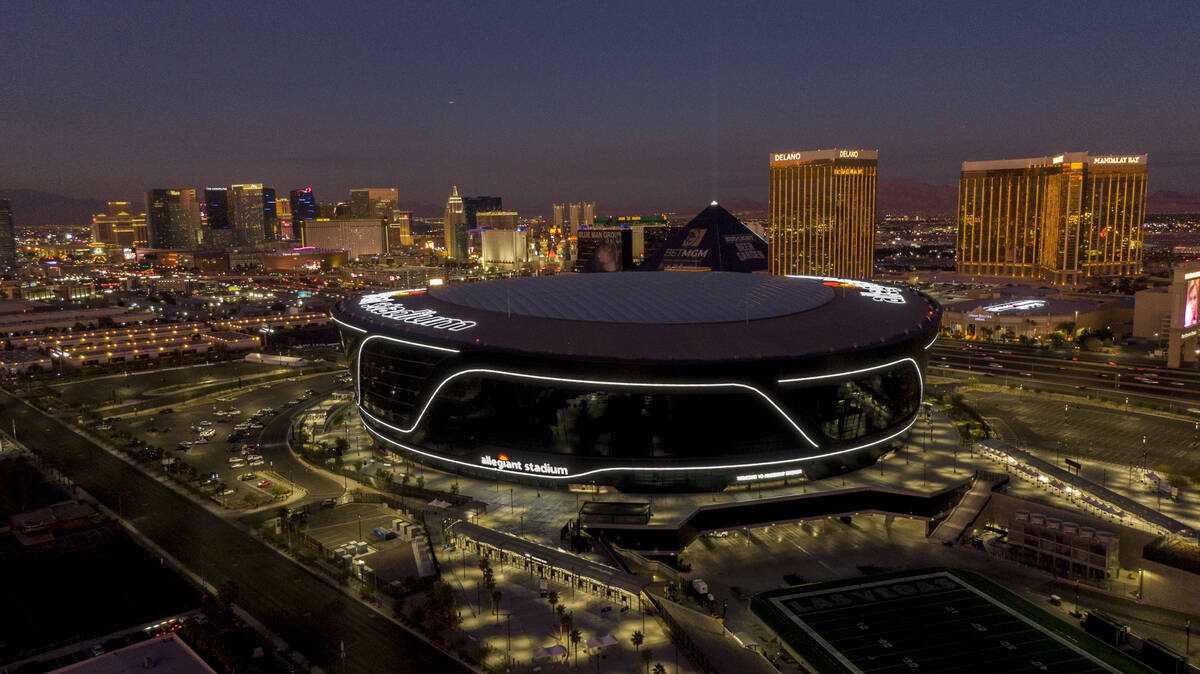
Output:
[[929, 339, 1200, 412], [0, 390, 468, 673]]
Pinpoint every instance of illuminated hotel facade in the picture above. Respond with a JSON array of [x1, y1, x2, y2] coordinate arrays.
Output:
[[769, 149, 878, 280], [958, 152, 1147, 286]]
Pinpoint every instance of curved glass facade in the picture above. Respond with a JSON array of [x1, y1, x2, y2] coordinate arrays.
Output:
[[356, 339, 922, 470]]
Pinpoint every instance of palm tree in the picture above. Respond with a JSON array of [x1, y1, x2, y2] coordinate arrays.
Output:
[[555, 603, 568, 642], [491, 589, 502, 624], [569, 628, 581, 668], [652, 664, 666, 674], [631, 629, 644, 669], [641, 649, 653, 673]]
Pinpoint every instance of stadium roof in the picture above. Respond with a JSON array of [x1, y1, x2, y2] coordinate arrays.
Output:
[[335, 272, 940, 363], [433, 272, 832, 324]]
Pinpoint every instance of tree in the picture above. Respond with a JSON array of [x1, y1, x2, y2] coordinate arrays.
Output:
[[652, 665, 666, 674], [416, 474, 425, 490], [334, 436, 349, 455], [631, 629, 644, 660], [570, 628, 582, 668], [555, 603, 568, 642], [491, 589, 502, 624], [218, 580, 239, 616], [374, 469, 393, 491], [641, 649, 653, 673]]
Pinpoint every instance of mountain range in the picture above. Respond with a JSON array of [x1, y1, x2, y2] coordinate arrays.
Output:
[[4, 182, 1200, 227]]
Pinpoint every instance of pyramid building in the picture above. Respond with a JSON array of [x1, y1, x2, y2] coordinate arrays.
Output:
[[638, 202, 768, 272]]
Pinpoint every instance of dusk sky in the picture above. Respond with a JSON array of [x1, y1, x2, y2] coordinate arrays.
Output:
[[3, 1, 1199, 213]]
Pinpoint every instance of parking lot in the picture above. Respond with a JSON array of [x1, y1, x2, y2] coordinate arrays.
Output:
[[74, 371, 348, 508]]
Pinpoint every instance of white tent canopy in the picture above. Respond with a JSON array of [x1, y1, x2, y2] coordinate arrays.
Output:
[[533, 644, 567, 660], [586, 635, 619, 650]]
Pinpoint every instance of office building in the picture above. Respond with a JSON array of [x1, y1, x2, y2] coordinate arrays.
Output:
[[146, 189, 201, 249], [552, 203, 565, 233], [275, 195, 293, 239], [476, 211, 519, 229], [554, 202, 596, 232], [302, 218, 388, 259], [481, 228, 530, 266], [93, 201, 149, 247], [202, 188, 230, 247], [262, 187, 279, 241], [229, 183, 265, 246], [443, 186, 467, 258], [958, 152, 1147, 285], [350, 188, 399, 219], [768, 148, 878, 279]]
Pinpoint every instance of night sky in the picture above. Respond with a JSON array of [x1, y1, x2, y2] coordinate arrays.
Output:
[[3, 1, 1198, 212]]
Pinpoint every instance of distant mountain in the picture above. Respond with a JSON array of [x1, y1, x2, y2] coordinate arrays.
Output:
[[1148, 190, 1200, 214], [877, 179, 957, 217], [0, 189, 110, 227]]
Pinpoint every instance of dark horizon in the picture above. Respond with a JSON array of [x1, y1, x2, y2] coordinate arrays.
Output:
[[3, 2, 1199, 213]]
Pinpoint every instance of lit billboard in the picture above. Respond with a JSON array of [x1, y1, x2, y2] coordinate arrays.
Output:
[[574, 228, 632, 273], [1185, 278, 1199, 328]]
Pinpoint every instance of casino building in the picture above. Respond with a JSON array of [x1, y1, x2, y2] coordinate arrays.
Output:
[[333, 273, 940, 492]]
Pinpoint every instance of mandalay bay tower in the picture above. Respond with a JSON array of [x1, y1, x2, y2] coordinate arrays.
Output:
[[769, 149, 878, 279], [958, 152, 1147, 286]]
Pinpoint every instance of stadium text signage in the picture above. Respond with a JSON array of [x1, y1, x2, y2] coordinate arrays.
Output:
[[773, 152, 803, 162], [838, 150, 860, 158], [480, 454, 569, 476], [1092, 156, 1142, 165], [358, 291, 477, 332], [982, 299, 1046, 313], [783, 575, 959, 614]]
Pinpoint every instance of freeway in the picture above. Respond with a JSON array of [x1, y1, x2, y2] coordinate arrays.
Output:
[[0, 390, 468, 673], [930, 339, 1200, 410]]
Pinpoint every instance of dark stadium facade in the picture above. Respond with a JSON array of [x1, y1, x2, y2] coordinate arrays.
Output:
[[333, 272, 941, 492]]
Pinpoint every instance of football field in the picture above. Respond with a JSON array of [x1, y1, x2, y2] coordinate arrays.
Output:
[[752, 570, 1148, 673]]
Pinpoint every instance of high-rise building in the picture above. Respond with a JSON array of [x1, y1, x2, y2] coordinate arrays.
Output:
[[288, 188, 317, 241], [262, 187, 279, 241], [552, 203, 565, 233], [203, 187, 231, 247], [768, 148, 878, 279], [0, 198, 12, 268], [349, 188, 399, 219], [146, 189, 201, 249], [463, 195, 502, 228], [275, 195, 292, 239], [444, 186, 467, 258], [93, 201, 149, 247], [387, 210, 413, 253], [476, 211, 519, 229], [301, 219, 388, 259], [958, 152, 1147, 285], [229, 183, 265, 246]]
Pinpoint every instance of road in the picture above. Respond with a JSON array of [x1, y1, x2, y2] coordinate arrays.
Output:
[[0, 390, 467, 673], [930, 339, 1200, 410]]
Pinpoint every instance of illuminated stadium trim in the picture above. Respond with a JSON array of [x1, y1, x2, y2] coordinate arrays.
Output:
[[363, 411, 921, 481], [786, 275, 907, 305], [777, 357, 921, 389], [924, 334, 938, 350]]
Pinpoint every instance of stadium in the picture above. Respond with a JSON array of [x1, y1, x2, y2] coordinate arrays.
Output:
[[332, 272, 941, 491]]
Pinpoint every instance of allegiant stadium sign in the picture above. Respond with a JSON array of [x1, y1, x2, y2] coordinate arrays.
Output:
[[358, 291, 477, 332]]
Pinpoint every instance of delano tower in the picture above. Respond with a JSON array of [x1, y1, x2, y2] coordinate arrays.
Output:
[[958, 152, 1147, 286], [769, 148, 878, 279]]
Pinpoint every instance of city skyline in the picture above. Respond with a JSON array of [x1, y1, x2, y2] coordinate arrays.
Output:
[[2, 2, 1198, 211]]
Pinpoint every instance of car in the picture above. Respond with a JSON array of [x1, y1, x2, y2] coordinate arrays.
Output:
[[1020, 372, 1032, 377], [987, 363, 1002, 369], [240, 473, 258, 481], [257, 480, 272, 488], [176, 442, 192, 450], [198, 420, 212, 426], [249, 422, 264, 429], [320, 498, 337, 508], [220, 489, 235, 496], [192, 437, 209, 445], [159, 408, 175, 414], [95, 424, 111, 431], [248, 459, 264, 466], [89, 645, 105, 657]]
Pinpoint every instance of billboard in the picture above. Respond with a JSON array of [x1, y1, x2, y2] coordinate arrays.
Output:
[[1185, 278, 1199, 328], [574, 228, 632, 273]]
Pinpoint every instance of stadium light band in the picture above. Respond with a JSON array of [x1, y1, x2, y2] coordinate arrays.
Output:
[[924, 334, 937, 350], [355, 366, 821, 448], [778, 357, 922, 395], [361, 411, 921, 481]]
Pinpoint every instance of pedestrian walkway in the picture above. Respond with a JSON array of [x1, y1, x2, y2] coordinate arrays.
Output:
[[930, 471, 1009, 543]]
